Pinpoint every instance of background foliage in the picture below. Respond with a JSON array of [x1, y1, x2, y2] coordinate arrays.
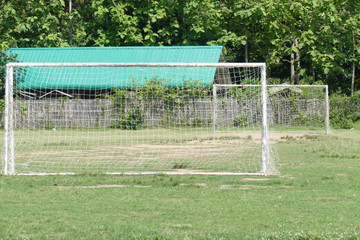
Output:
[[0, 0, 359, 95], [0, 0, 359, 128]]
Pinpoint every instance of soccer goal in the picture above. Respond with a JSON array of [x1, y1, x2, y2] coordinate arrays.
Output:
[[3, 62, 280, 175], [267, 84, 330, 134], [216, 84, 330, 134]]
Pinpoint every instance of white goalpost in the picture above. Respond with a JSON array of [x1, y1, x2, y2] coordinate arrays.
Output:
[[2, 62, 328, 175]]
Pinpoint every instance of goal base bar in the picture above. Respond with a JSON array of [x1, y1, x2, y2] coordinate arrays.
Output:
[[16, 171, 268, 176]]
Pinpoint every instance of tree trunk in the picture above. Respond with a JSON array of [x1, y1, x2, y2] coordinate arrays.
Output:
[[245, 35, 248, 63], [290, 39, 300, 85], [351, 30, 355, 96], [312, 67, 316, 85], [244, 0, 248, 63], [290, 52, 295, 84], [352, 61, 355, 96], [69, 0, 73, 47], [294, 39, 300, 84]]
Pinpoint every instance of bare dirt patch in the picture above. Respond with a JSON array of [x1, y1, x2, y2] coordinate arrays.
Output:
[[269, 132, 308, 142], [179, 183, 206, 187], [337, 173, 348, 176], [242, 178, 270, 181], [316, 196, 339, 200], [57, 184, 151, 189], [220, 184, 271, 190], [280, 174, 296, 179]]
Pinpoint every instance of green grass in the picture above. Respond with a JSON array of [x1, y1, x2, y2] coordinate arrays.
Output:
[[1, 125, 360, 239]]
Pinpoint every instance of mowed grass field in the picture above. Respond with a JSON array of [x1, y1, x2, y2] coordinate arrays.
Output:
[[1, 124, 360, 239]]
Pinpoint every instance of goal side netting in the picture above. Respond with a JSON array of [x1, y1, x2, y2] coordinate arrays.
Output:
[[1, 62, 326, 175]]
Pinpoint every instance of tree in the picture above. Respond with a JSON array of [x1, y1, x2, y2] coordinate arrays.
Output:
[[259, 0, 351, 86], [208, 0, 265, 62], [0, 0, 69, 47], [0, 0, 358, 95], [0, 43, 18, 98], [336, 0, 360, 95]]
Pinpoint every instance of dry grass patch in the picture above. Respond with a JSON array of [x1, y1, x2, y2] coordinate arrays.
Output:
[[179, 183, 206, 187], [220, 184, 271, 190], [242, 178, 270, 181], [57, 184, 151, 189]]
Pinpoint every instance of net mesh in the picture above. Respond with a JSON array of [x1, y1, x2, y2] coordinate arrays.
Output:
[[10, 65, 270, 174], [267, 85, 328, 133], [6, 65, 271, 174], [4, 64, 332, 175]]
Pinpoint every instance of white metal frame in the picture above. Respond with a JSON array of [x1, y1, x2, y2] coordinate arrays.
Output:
[[3, 62, 269, 175]]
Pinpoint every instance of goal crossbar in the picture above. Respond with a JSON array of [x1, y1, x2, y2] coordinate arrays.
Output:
[[7, 62, 266, 68]]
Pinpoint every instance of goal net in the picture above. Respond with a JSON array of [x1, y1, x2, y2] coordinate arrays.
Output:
[[2, 62, 325, 175], [267, 85, 330, 133]]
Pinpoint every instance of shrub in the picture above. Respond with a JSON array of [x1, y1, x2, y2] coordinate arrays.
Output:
[[234, 112, 249, 127], [0, 46, 19, 99], [330, 92, 360, 129], [111, 78, 211, 129], [112, 105, 145, 130]]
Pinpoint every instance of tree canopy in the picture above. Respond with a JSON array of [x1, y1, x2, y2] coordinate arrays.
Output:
[[0, 0, 359, 94]]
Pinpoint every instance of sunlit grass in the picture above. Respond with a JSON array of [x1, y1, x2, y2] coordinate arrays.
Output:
[[1, 126, 360, 239]]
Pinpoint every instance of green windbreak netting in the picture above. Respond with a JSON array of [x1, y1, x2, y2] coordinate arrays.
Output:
[[9, 46, 223, 89]]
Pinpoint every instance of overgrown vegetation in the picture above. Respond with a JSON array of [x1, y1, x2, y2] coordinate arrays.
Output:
[[112, 104, 145, 130], [0, 44, 18, 99], [234, 112, 249, 127], [330, 91, 360, 129], [110, 77, 211, 130]]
